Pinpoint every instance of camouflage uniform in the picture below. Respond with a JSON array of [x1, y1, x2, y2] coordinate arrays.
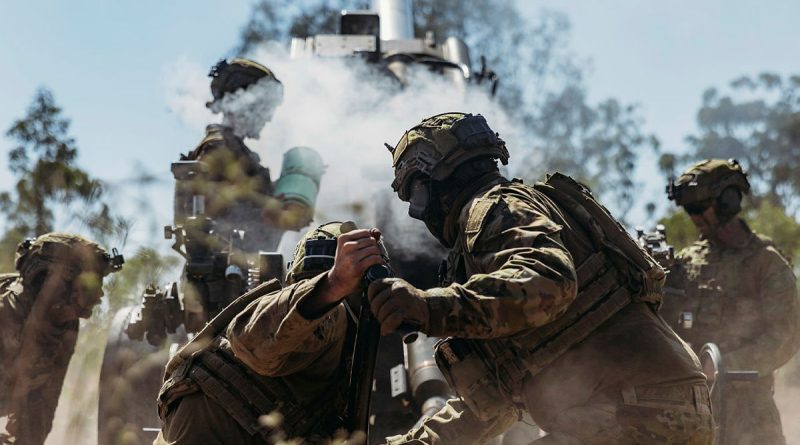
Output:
[[382, 113, 713, 445], [661, 160, 800, 445], [180, 123, 286, 250], [176, 58, 321, 252], [155, 222, 361, 445], [0, 233, 119, 445]]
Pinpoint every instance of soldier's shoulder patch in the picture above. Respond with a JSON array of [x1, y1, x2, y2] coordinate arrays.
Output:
[[465, 196, 500, 253]]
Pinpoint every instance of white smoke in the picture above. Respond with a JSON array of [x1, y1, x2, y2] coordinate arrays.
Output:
[[209, 76, 284, 139], [163, 57, 217, 129], [165, 42, 536, 256]]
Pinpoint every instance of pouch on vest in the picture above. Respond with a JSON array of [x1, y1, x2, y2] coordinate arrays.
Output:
[[534, 173, 665, 304], [434, 174, 667, 420], [434, 337, 511, 421]]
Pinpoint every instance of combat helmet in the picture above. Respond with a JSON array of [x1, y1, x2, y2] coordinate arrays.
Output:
[[667, 158, 751, 221], [286, 221, 389, 285], [388, 112, 509, 202], [286, 222, 344, 285], [208, 58, 283, 103], [14, 232, 123, 285]]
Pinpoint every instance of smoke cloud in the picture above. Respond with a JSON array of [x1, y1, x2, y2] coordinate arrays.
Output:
[[165, 42, 535, 258], [209, 75, 284, 139], [163, 57, 217, 129]]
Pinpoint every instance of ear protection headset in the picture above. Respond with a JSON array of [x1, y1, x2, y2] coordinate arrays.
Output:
[[715, 186, 742, 222]]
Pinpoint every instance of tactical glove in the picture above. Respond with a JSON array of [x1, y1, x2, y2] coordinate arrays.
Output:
[[368, 278, 429, 336]]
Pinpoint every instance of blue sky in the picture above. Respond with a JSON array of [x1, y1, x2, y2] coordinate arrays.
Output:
[[2, 0, 799, 246]]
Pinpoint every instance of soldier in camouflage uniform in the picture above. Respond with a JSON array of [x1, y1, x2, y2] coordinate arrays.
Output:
[[661, 159, 799, 445], [0, 233, 121, 445], [155, 221, 386, 444], [369, 112, 714, 444], [178, 58, 318, 249]]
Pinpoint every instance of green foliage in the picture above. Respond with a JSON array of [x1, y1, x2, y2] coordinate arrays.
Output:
[[657, 209, 698, 253], [233, 1, 658, 219], [657, 71, 800, 267], [658, 200, 800, 268], [234, 0, 359, 55], [659, 73, 800, 215], [744, 200, 800, 266], [0, 226, 27, 273], [0, 87, 129, 272]]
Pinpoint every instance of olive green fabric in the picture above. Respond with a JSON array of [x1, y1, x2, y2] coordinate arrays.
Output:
[[388, 178, 712, 444], [390, 112, 509, 201], [388, 383, 713, 445], [668, 158, 750, 205], [1, 233, 112, 445], [209, 58, 281, 101], [154, 392, 264, 445], [719, 380, 787, 445], [661, 222, 799, 444], [157, 223, 357, 443]]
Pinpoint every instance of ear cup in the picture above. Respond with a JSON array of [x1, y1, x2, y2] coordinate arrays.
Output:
[[715, 186, 742, 221]]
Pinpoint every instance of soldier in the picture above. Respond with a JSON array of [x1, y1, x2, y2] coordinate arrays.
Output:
[[0, 233, 122, 444], [369, 112, 714, 444], [178, 58, 320, 248], [661, 159, 799, 445], [174, 56, 324, 327], [154, 221, 385, 444]]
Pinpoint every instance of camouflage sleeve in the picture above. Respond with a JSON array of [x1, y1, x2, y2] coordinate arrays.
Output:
[[385, 397, 518, 445], [227, 273, 348, 377], [425, 195, 578, 339], [725, 248, 800, 375]]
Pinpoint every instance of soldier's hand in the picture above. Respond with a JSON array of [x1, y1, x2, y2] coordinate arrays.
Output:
[[368, 278, 429, 336], [326, 229, 384, 299]]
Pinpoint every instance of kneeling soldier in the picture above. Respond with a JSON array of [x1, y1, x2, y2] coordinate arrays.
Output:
[[155, 221, 385, 444], [371, 112, 714, 445]]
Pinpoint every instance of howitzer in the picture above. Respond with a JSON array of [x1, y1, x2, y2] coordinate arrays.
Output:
[[389, 333, 453, 429], [125, 160, 285, 345], [125, 218, 284, 345], [635, 224, 675, 269], [699, 342, 759, 445]]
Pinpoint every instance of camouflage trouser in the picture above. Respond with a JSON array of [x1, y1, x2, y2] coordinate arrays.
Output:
[[717, 381, 785, 445], [531, 382, 713, 445], [386, 382, 713, 445], [153, 392, 265, 445]]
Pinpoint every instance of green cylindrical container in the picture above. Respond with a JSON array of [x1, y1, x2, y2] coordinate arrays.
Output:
[[273, 146, 325, 208]]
